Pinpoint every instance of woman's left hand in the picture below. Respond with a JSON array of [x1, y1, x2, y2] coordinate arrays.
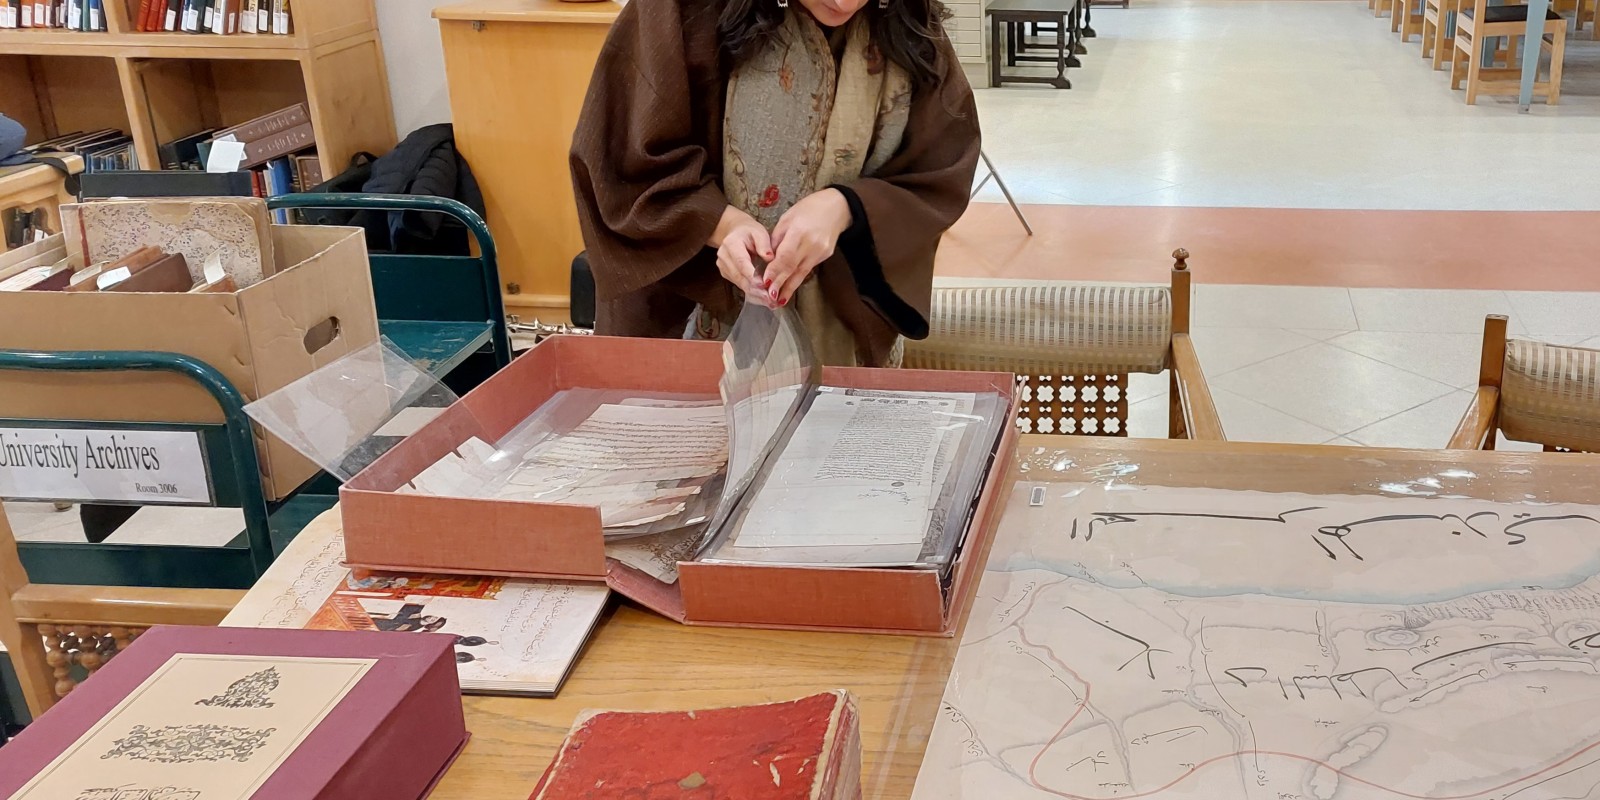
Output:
[[765, 188, 852, 306]]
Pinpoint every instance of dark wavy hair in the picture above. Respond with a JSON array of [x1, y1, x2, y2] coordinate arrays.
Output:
[[718, 0, 953, 87]]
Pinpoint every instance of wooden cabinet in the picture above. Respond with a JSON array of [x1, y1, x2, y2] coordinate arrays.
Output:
[[435, 0, 620, 322], [0, 0, 395, 180]]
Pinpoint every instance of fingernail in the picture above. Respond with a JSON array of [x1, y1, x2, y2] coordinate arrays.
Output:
[[763, 278, 772, 289], [779, 297, 788, 307]]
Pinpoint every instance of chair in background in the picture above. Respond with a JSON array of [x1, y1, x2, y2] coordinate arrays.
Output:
[[1450, 0, 1567, 105], [1394, 0, 1427, 41], [1449, 315, 1600, 451], [903, 250, 1224, 440], [1423, 0, 1461, 69]]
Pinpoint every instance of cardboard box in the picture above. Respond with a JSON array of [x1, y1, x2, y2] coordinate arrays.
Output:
[[340, 335, 1018, 636], [0, 225, 379, 500], [0, 626, 467, 800]]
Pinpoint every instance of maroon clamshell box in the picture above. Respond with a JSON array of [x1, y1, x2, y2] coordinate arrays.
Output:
[[0, 626, 468, 800], [339, 335, 1019, 637]]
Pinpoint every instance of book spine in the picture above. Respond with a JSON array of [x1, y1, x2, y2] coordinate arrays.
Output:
[[201, 0, 212, 30], [224, 0, 235, 33], [164, 0, 177, 29], [239, 0, 252, 31], [86, 0, 98, 30], [217, 103, 308, 144], [255, 0, 265, 33], [241, 121, 314, 168], [134, 0, 150, 29], [295, 154, 323, 188]]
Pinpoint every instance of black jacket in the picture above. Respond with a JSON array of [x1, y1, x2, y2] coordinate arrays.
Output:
[[306, 124, 486, 256]]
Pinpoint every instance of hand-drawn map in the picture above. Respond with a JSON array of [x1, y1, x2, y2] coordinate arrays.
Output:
[[913, 482, 1600, 800]]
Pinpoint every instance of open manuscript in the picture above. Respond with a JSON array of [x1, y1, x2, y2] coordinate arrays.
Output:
[[378, 305, 1007, 577]]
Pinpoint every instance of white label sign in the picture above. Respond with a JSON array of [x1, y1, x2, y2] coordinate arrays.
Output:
[[0, 427, 213, 505]]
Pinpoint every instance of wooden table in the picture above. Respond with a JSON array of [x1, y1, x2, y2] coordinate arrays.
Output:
[[434, 0, 623, 323], [415, 436, 1600, 799]]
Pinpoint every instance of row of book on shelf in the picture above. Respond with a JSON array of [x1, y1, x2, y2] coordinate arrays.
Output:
[[0, 0, 108, 31], [0, 0, 292, 31], [20, 103, 322, 201], [132, 0, 294, 35]]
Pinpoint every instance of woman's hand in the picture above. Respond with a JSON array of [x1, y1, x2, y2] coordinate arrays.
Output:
[[711, 205, 776, 306], [766, 189, 852, 306]]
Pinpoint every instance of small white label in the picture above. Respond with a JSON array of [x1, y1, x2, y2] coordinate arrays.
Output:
[[95, 265, 131, 289], [0, 427, 213, 505], [1029, 485, 1046, 507], [206, 138, 247, 173], [202, 251, 226, 284]]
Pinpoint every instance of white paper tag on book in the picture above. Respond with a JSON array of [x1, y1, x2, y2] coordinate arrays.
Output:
[[202, 251, 227, 284], [206, 138, 247, 173], [95, 266, 131, 290]]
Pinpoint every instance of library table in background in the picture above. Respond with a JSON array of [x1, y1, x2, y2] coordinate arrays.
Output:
[[392, 437, 1600, 799]]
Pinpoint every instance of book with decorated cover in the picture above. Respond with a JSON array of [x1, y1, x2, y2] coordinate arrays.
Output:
[[221, 509, 610, 697], [529, 691, 862, 800], [0, 626, 468, 800]]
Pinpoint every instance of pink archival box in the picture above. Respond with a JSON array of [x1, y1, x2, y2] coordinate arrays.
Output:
[[0, 626, 468, 800], [339, 335, 1019, 637]]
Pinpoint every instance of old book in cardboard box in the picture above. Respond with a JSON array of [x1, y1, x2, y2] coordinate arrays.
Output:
[[0, 626, 468, 800], [60, 197, 275, 287], [0, 216, 380, 501], [244, 308, 1018, 635]]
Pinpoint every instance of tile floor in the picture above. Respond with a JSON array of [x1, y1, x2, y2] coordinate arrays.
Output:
[[947, 0, 1600, 449], [973, 0, 1600, 210]]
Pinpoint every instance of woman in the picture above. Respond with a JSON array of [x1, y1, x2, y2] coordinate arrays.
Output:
[[571, 0, 980, 367]]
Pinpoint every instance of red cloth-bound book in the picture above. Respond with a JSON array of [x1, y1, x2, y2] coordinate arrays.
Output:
[[530, 691, 862, 800], [0, 626, 469, 800]]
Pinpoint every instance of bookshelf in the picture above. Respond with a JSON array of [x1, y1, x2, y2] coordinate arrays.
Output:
[[0, 0, 395, 179]]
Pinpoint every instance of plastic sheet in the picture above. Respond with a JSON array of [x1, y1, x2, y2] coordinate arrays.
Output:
[[243, 338, 460, 483], [910, 443, 1600, 800], [698, 303, 1010, 570], [245, 340, 724, 538]]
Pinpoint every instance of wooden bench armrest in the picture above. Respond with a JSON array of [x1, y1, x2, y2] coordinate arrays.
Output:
[[1171, 334, 1226, 441], [1448, 386, 1500, 450], [12, 584, 245, 628]]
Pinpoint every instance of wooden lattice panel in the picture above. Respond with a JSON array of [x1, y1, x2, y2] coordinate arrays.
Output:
[[1015, 374, 1130, 436], [36, 623, 141, 700]]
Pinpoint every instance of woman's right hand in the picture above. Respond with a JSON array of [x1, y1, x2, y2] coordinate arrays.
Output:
[[710, 206, 776, 307]]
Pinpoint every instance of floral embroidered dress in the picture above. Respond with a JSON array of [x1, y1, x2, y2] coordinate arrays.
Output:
[[570, 0, 980, 367]]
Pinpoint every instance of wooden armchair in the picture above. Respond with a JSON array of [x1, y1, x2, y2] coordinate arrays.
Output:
[[903, 249, 1224, 440], [1449, 314, 1600, 451], [0, 511, 243, 718]]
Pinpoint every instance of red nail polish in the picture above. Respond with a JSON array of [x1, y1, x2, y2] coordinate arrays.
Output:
[[779, 297, 788, 307]]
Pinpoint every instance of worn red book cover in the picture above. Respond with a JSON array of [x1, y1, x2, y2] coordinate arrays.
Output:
[[529, 691, 861, 799], [0, 626, 468, 800]]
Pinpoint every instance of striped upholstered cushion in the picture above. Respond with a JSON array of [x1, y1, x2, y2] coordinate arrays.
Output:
[[902, 285, 1173, 375], [1500, 339, 1600, 452]]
